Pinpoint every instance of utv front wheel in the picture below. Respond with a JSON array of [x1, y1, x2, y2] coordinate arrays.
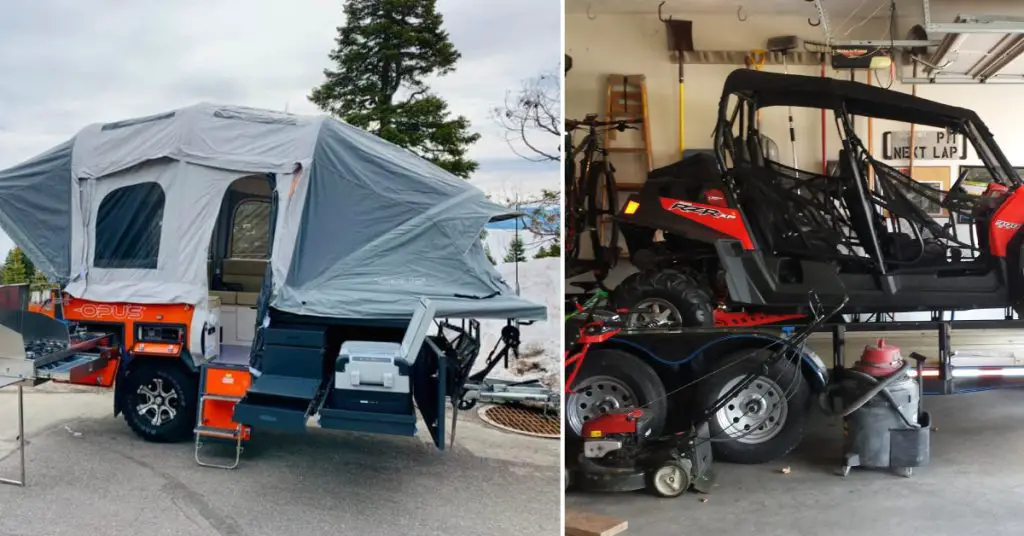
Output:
[[122, 362, 198, 443], [613, 269, 714, 328]]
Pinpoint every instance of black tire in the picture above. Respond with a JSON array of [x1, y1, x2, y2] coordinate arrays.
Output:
[[612, 269, 714, 327], [122, 361, 198, 443], [565, 349, 667, 442], [695, 349, 810, 464]]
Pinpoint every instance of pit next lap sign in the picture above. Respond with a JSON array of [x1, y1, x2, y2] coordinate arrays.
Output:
[[882, 130, 968, 160]]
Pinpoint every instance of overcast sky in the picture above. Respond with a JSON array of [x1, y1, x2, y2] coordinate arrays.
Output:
[[0, 0, 560, 254]]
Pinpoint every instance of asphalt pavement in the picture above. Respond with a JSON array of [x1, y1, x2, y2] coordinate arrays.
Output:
[[0, 384, 559, 536]]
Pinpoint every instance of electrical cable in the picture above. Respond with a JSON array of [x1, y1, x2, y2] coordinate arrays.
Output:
[[832, 0, 873, 37], [841, 0, 889, 36]]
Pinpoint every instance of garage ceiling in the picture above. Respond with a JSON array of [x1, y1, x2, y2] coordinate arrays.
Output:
[[563, 0, 989, 18]]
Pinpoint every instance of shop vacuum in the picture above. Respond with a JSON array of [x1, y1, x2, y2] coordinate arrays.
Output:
[[823, 340, 931, 477]]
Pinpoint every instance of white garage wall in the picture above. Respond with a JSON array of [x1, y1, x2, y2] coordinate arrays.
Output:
[[566, 6, 1024, 320]]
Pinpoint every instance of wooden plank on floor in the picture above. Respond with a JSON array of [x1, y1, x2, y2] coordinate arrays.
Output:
[[565, 509, 628, 536]]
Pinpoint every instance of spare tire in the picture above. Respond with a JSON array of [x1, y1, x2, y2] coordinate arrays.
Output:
[[565, 349, 667, 442], [612, 269, 714, 328]]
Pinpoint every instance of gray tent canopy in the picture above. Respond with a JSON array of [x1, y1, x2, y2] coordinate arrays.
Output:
[[0, 103, 546, 321]]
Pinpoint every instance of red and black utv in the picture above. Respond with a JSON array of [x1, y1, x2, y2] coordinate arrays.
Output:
[[614, 69, 1024, 327]]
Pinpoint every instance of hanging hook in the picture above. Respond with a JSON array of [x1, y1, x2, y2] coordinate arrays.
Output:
[[737, 6, 748, 22], [658, 1, 671, 22], [586, 2, 597, 20], [808, 14, 821, 26]]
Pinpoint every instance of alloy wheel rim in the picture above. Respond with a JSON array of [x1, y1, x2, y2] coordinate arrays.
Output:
[[136, 377, 179, 427]]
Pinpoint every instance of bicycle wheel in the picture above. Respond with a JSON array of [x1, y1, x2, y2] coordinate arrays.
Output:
[[585, 162, 619, 272], [565, 166, 582, 264]]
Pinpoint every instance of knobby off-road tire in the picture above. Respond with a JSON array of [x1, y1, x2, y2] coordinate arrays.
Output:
[[565, 349, 667, 442], [695, 349, 810, 464], [612, 269, 714, 328], [122, 361, 198, 443]]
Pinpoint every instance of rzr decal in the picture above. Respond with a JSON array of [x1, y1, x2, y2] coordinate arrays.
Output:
[[669, 201, 736, 219], [659, 196, 754, 250], [990, 188, 1024, 257]]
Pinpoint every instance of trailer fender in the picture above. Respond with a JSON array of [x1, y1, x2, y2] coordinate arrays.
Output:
[[599, 333, 829, 392]]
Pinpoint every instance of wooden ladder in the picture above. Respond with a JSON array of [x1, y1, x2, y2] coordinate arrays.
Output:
[[604, 74, 653, 172], [599, 74, 652, 258]]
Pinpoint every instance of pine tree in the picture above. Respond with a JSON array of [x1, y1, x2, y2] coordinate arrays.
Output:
[[534, 241, 560, 259], [503, 236, 527, 263], [2, 248, 33, 285], [484, 244, 497, 265], [309, 0, 481, 178]]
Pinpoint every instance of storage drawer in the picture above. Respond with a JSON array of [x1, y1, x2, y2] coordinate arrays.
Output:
[[262, 328, 325, 348], [328, 388, 413, 415], [318, 407, 417, 437], [35, 353, 109, 383], [260, 345, 324, 378], [233, 393, 312, 433], [203, 367, 251, 398]]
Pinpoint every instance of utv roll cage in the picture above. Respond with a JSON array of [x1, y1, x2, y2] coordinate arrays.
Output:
[[711, 70, 1021, 275]]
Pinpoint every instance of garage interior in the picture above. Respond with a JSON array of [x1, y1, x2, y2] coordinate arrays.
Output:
[[565, 1, 1024, 534]]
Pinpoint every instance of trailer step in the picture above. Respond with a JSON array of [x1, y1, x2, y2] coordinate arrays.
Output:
[[194, 425, 244, 470]]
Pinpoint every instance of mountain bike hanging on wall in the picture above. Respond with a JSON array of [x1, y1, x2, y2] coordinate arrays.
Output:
[[565, 115, 643, 281]]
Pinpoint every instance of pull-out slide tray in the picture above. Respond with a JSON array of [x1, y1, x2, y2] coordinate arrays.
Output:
[[233, 374, 326, 433]]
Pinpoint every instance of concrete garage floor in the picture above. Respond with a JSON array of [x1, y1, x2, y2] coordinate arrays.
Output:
[[0, 384, 559, 536], [567, 389, 1024, 536]]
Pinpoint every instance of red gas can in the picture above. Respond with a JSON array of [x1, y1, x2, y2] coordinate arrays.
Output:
[[853, 339, 904, 377]]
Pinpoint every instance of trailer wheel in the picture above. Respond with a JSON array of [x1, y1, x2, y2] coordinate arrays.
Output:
[[122, 361, 198, 443], [696, 348, 809, 464], [565, 349, 667, 441], [612, 269, 713, 328]]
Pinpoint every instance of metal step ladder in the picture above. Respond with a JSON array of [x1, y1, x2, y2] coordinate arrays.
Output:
[[194, 363, 252, 469]]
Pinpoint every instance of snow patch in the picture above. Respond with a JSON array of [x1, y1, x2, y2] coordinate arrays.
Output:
[[474, 257, 560, 388], [482, 229, 548, 264]]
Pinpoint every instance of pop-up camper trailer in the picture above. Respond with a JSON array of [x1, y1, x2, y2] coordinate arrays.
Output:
[[0, 103, 546, 472]]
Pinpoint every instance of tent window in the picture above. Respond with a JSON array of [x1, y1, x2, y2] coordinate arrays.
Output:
[[229, 200, 271, 259], [95, 182, 164, 269]]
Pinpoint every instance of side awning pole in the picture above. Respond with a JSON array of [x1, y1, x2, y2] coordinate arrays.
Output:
[[0, 382, 26, 487]]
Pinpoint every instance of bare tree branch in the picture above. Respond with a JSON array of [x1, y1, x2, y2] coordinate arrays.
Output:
[[493, 186, 560, 245], [491, 68, 561, 163]]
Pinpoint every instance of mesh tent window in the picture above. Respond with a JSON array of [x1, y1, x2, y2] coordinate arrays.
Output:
[[229, 199, 271, 259], [95, 182, 164, 269]]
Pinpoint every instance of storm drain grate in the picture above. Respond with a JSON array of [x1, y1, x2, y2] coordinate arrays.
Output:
[[478, 404, 561, 439]]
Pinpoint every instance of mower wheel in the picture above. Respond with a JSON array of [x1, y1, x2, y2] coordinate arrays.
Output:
[[696, 348, 810, 464], [565, 349, 667, 441], [612, 269, 713, 328], [122, 361, 198, 443], [647, 460, 690, 498]]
